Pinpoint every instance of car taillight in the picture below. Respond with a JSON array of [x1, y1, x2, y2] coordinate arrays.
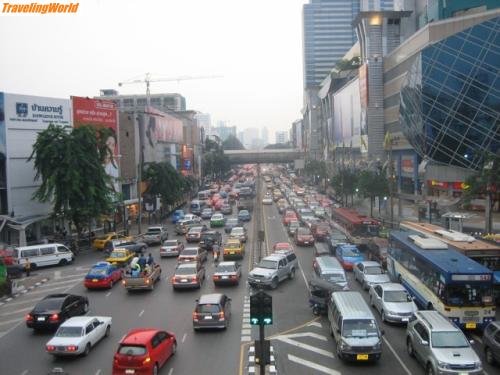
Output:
[[145, 278, 150, 284], [213, 276, 220, 280], [25, 314, 33, 321], [192, 276, 198, 282], [171, 277, 176, 283], [67, 345, 78, 352], [49, 314, 59, 321], [218, 311, 225, 320], [143, 357, 151, 364], [230, 275, 238, 280], [46, 345, 55, 351], [192, 312, 199, 321], [122, 280, 127, 285]]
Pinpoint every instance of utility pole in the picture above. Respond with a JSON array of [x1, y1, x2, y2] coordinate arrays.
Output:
[[388, 133, 394, 228], [137, 114, 144, 235]]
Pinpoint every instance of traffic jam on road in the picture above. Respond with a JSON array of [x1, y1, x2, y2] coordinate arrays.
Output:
[[0, 164, 499, 375]]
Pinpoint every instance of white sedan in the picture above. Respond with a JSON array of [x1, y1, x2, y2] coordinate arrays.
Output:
[[46, 316, 112, 356], [262, 195, 273, 205]]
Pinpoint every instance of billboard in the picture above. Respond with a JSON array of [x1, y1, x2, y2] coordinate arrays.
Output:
[[72, 96, 120, 193], [333, 77, 361, 149]]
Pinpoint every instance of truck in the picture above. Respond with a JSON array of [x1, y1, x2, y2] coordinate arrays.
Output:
[[237, 197, 254, 212], [122, 263, 162, 291]]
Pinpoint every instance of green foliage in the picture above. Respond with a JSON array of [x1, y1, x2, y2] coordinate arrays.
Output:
[[463, 152, 500, 204], [334, 56, 361, 72], [305, 160, 327, 179], [143, 162, 191, 206], [357, 169, 389, 199], [29, 124, 114, 236], [222, 134, 245, 150], [330, 168, 358, 204], [203, 137, 231, 179]]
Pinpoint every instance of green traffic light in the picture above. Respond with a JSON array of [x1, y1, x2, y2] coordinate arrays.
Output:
[[250, 318, 260, 325], [263, 318, 272, 325]]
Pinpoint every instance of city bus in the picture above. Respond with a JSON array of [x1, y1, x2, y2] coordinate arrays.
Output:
[[387, 230, 495, 330], [331, 208, 380, 248], [400, 221, 500, 301]]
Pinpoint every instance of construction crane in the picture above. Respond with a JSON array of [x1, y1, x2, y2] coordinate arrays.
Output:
[[118, 73, 222, 106]]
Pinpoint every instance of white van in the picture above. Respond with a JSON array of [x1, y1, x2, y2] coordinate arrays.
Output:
[[13, 243, 74, 269]]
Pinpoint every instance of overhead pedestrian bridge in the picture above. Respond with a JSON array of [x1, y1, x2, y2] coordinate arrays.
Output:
[[224, 149, 302, 164]]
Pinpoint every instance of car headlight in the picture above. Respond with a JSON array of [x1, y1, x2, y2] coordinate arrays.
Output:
[[474, 361, 482, 369], [373, 342, 381, 350], [437, 361, 450, 369], [340, 340, 351, 350]]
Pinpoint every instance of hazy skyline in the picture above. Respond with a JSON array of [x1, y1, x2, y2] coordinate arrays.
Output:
[[0, 0, 307, 136]]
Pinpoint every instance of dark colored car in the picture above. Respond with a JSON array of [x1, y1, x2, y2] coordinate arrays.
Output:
[[224, 218, 241, 234], [112, 328, 176, 375], [104, 239, 147, 255], [186, 225, 208, 243], [238, 210, 251, 222], [311, 223, 329, 241], [25, 294, 89, 330], [193, 293, 232, 330], [201, 208, 213, 220], [213, 261, 242, 286], [484, 321, 500, 365], [287, 221, 301, 237], [294, 227, 315, 246], [366, 238, 389, 269], [326, 231, 348, 254], [199, 231, 222, 251]]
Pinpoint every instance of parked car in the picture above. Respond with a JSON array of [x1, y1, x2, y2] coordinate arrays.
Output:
[[484, 321, 500, 365], [193, 293, 232, 330], [26, 294, 89, 331], [159, 239, 184, 257], [142, 226, 168, 245], [171, 262, 205, 289], [336, 244, 364, 270], [171, 209, 185, 224], [178, 247, 208, 264], [353, 261, 390, 290], [46, 316, 112, 357], [84, 262, 122, 289], [224, 217, 240, 234], [112, 328, 176, 374], [368, 283, 417, 323], [248, 251, 298, 289], [406, 311, 483, 375], [294, 227, 315, 246], [238, 210, 251, 222], [213, 261, 242, 286]]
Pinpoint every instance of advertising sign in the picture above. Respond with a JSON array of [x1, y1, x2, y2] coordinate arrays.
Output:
[[145, 106, 183, 144], [72, 96, 119, 192], [333, 77, 361, 148]]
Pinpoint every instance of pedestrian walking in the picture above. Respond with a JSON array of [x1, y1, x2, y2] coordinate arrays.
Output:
[[24, 257, 31, 277]]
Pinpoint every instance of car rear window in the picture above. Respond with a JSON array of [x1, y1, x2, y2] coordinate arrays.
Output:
[[147, 229, 161, 234], [56, 326, 83, 337], [196, 304, 220, 313], [164, 241, 177, 246], [34, 298, 65, 311], [118, 345, 147, 356], [175, 266, 197, 275]]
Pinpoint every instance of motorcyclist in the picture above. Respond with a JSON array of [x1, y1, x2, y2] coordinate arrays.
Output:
[[212, 242, 221, 263]]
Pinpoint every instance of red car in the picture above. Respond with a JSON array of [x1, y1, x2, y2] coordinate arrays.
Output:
[[113, 328, 177, 375], [0, 247, 15, 265], [273, 242, 293, 252], [84, 262, 122, 289], [294, 227, 315, 246], [311, 223, 329, 241], [283, 210, 298, 225]]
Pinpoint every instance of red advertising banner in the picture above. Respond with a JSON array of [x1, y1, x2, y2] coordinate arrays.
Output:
[[72, 96, 119, 192]]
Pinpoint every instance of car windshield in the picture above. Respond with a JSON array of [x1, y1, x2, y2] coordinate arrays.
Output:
[[110, 252, 125, 258], [216, 265, 236, 273], [342, 319, 379, 338], [258, 260, 278, 269], [227, 219, 238, 225], [323, 273, 346, 283], [342, 248, 360, 257], [89, 268, 108, 276], [239, 211, 249, 215], [56, 326, 83, 337], [118, 345, 147, 356], [232, 228, 244, 235], [175, 267, 197, 275], [226, 242, 240, 249], [189, 228, 202, 234], [431, 331, 469, 348], [34, 298, 64, 311], [384, 290, 410, 302], [365, 266, 383, 275], [443, 284, 494, 307], [146, 229, 161, 234], [212, 215, 223, 220]]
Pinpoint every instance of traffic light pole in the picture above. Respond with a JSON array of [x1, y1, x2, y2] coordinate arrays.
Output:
[[259, 323, 265, 375]]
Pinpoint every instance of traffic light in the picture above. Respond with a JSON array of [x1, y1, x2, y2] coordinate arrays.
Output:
[[262, 294, 273, 325], [250, 294, 261, 325]]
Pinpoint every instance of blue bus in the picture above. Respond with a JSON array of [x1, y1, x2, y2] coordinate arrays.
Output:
[[387, 230, 495, 330]]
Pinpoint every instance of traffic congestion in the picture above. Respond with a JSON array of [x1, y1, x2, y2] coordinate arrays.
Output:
[[0, 163, 499, 375]]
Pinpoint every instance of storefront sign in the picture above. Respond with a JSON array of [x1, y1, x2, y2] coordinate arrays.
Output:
[[4, 93, 70, 127], [452, 182, 470, 190], [429, 180, 449, 189]]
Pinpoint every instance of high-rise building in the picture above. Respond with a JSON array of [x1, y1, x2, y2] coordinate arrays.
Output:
[[302, 0, 361, 89], [237, 131, 245, 146], [213, 123, 236, 141], [98, 90, 186, 112], [261, 127, 269, 145], [195, 113, 212, 136], [275, 131, 289, 144]]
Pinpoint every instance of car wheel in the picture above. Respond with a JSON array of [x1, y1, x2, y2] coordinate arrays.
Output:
[[381, 310, 386, 322], [108, 280, 113, 289], [152, 363, 159, 375], [172, 341, 177, 355], [288, 268, 295, 280], [329, 325, 334, 337], [427, 303, 434, 310], [426, 363, 435, 375], [105, 325, 111, 337], [83, 343, 91, 356], [369, 295, 374, 307], [312, 305, 320, 316], [485, 347, 495, 365], [407, 338, 415, 357], [59, 259, 68, 266], [83, 302, 89, 314], [271, 278, 279, 289]]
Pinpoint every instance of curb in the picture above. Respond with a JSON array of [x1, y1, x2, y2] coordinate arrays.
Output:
[[247, 343, 277, 375], [0, 277, 50, 306]]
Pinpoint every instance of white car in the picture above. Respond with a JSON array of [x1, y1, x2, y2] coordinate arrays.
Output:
[[353, 261, 391, 290], [369, 283, 418, 323], [184, 214, 202, 223], [46, 316, 112, 356], [262, 195, 273, 205]]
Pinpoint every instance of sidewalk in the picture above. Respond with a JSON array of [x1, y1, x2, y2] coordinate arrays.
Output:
[[0, 273, 50, 303]]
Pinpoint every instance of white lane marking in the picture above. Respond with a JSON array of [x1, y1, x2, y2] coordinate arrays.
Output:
[[275, 337, 334, 358], [288, 354, 340, 375], [241, 336, 251, 342], [181, 333, 187, 343], [0, 306, 32, 316], [0, 296, 46, 308], [275, 332, 328, 341], [168, 368, 173, 375], [105, 291, 112, 297], [95, 370, 101, 375], [241, 329, 251, 335], [35, 278, 83, 288], [48, 272, 88, 281], [307, 321, 322, 328], [382, 337, 413, 375], [19, 285, 69, 296], [138, 309, 144, 317], [20, 370, 28, 375]]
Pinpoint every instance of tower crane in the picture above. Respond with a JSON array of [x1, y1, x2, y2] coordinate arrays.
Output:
[[118, 73, 222, 106]]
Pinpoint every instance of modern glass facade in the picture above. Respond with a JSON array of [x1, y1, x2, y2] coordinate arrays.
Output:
[[400, 16, 500, 170]]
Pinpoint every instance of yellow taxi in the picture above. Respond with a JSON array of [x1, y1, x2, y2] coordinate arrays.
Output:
[[93, 232, 132, 250], [223, 239, 245, 260], [105, 249, 134, 266]]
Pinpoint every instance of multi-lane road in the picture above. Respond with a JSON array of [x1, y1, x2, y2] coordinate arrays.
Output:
[[0, 177, 498, 375]]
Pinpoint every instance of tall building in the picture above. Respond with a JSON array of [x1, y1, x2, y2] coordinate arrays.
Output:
[[243, 127, 259, 149], [213, 123, 236, 142], [237, 131, 245, 146], [275, 131, 289, 144], [195, 113, 211, 137], [98, 90, 186, 112], [302, 0, 361, 89], [261, 127, 269, 145]]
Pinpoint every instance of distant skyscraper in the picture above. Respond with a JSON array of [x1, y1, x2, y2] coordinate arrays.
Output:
[[237, 131, 245, 146], [243, 127, 259, 149], [275, 131, 289, 144], [195, 113, 212, 136], [213, 123, 236, 141], [360, 0, 394, 11], [261, 127, 269, 145], [303, 0, 361, 88]]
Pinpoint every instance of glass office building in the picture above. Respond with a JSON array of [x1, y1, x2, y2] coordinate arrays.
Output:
[[400, 16, 500, 171]]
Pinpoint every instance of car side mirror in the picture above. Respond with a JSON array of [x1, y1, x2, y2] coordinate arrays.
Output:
[[421, 340, 428, 346], [469, 339, 474, 345]]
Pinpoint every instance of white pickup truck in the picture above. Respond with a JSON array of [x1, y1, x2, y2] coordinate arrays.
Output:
[[142, 226, 168, 245]]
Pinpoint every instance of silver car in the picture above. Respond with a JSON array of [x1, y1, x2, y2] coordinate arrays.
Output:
[[353, 261, 390, 290], [368, 283, 417, 323], [406, 311, 483, 375]]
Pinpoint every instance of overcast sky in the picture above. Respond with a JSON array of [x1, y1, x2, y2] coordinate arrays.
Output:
[[0, 0, 307, 141]]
